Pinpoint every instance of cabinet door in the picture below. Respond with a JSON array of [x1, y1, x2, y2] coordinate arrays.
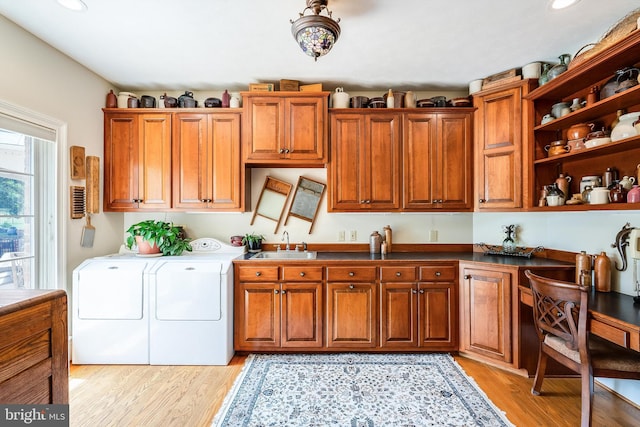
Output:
[[234, 283, 280, 349], [364, 113, 402, 209], [172, 113, 208, 209], [244, 96, 284, 161], [434, 113, 472, 209], [281, 283, 323, 348], [326, 283, 377, 347], [104, 112, 171, 211], [403, 113, 436, 209], [474, 84, 528, 210], [173, 113, 242, 211], [329, 113, 365, 210], [104, 113, 139, 210], [418, 282, 457, 349], [137, 114, 172, 209], [285, 96, 327, 161], [461, 267, 512, 363], [380, 282, 417, 347]]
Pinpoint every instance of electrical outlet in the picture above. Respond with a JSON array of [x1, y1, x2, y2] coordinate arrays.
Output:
[[338, 230, 345, 241], [349, 230, 357, 241], [429, 229, 438, 242]]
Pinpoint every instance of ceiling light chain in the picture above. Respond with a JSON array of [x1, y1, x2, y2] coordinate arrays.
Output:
[[290, 0, 341, 61]]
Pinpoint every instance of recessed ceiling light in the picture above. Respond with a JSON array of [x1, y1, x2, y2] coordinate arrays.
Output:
[[57, 0, 88, 12], [550, 0, 581, 9]]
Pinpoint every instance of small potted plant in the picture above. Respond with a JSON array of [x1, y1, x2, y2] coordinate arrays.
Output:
[[242, 232, 265, 253], [126, 220, 192, 256]]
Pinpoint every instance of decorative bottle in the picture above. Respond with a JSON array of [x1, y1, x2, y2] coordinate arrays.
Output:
[[575, 251, 591, 285], [383, 225, 392, 254], [222, 90, 231, 108], [106, 90, 117, 108], [369, 231, 382, 254], [594, 251, 611, 292], [386, 89, 394, 108], [539, 63, 551, 86]]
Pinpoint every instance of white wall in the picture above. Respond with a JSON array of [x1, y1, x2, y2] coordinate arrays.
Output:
[[0, 16, 124, 289]]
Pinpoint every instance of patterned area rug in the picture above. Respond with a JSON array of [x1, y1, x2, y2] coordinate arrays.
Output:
[[212, 353, 514, 426]]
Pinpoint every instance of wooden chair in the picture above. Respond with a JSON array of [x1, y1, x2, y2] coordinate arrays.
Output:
[[524, 270, 640, 427]]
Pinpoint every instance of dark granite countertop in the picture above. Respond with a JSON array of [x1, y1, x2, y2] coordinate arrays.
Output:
[[235, 251, 572, 268]]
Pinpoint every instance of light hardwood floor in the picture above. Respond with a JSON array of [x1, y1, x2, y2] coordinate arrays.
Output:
[[69, 354, 640, 427]]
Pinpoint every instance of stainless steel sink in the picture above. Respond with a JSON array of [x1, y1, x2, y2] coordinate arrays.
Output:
[[251, 251, 317, 260]]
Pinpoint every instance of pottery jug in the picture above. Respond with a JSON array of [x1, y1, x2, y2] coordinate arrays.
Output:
[[609, 183, 626, 203], [539, 63, 551, 86], [221, 90, 231, 108], [602, 167, 618, 188], [106, 90, 117, 108], [575, 251, 591, 286], [627, 185, 640, 203], [594, 252, 611, 292], [555, 173, 571, 198], [547, 54, 571, 81], [611, 112, 640, 141], [581, 185, 593, 204], [619, 176, 636, 190], [404, 91, 416, 108], [332, 87, 350, 108], [567, 123, 593, 140], [544, 140, 569, 157]]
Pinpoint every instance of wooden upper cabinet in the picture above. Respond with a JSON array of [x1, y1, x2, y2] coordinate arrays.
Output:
[[104, 112, 171, 211], [242, 92, 328, 165], [328, 111, 401, 211], [172, 112, 243, 211], [403, 112, 473, 210], [473, 80, 535, 210]]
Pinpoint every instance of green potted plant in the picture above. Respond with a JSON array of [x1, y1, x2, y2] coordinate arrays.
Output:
[[242, 232, 265, 253], [126, 220, 192, 256]]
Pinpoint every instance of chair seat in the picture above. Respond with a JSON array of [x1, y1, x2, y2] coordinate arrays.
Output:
[[545, 334, 640, 373]]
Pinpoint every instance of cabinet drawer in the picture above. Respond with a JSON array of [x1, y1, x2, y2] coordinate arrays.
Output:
[[590, 318, 630, 349], [282, 266, 323, 282], [419, 265, 456, 281], [327, 266, 377, 282], [237, 266, 279, 282], [380, 266, 417, 282]]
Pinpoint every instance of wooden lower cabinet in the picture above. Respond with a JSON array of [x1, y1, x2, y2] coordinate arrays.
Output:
[[0, 290, 68, 404], [326, 282, 378, 348], [234, 265, 323, 350], [380, 265, 457, 350], [460, 265, 513, 364]]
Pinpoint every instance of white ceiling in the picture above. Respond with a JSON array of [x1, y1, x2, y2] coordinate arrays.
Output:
[[0, 0, 638, 92]]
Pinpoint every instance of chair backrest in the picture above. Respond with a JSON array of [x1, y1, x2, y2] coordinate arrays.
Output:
[[524, 270, 590, 354]]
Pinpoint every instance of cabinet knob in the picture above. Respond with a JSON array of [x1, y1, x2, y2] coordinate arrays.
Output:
[[274, 289, 279, 294], [279, 148, 285, 154], [412, 289, 417, 294], [435, 271, 441, 277], [349, 284, 354, 289], [419, 289, 425, 294], [349, 272, 355, 277], [396, 272, 401, 277], [432, 199, 438, 203], [255, 271, 261, 277], [281, 290, 286, 294], [464, 274, 471, 279], [479, 199, 485, 203], [284, 148, 290, 153], [299, 272, 305, 277]]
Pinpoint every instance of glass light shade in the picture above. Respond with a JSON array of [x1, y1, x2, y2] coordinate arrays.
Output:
[[291, 14, 340, 60]]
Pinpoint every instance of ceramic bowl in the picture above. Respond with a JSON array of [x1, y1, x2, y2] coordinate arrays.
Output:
[[584, 137, 611, 149], [551, 102, 570, 118]]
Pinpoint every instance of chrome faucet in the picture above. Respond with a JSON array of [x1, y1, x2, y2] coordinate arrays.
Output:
[[282, 230, 290, 250]]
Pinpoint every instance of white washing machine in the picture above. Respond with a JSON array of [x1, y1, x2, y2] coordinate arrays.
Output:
[[147, 253, 235, 365], [72, 256, 155, 364], [72, 237, 243, 365]]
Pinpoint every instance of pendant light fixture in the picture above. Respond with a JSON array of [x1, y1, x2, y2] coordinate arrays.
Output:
[[290, 0, 341, 61]]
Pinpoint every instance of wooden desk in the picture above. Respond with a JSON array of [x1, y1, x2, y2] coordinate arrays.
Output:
[[0, 289, 69, 403], [520, 286, 640, 352]]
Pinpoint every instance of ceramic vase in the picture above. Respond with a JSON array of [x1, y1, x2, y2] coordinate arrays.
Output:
[[575, 251, 591, 285], [594, 252, 611, 292]]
